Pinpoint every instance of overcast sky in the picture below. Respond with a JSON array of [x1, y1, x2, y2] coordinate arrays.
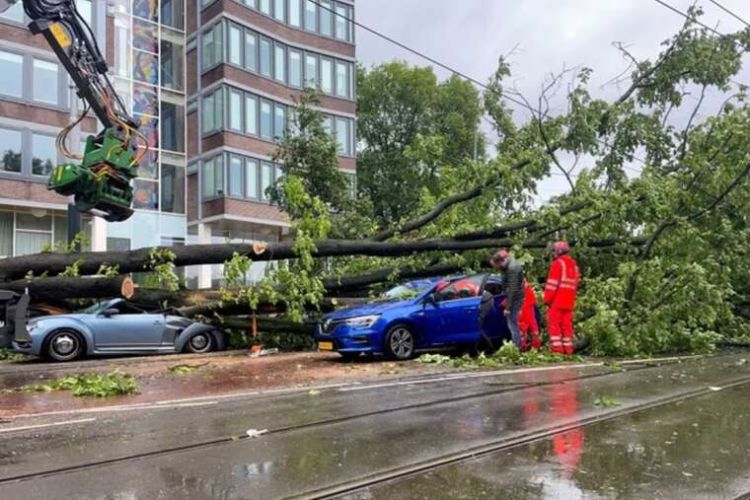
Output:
[[354, 0, 750, 202]]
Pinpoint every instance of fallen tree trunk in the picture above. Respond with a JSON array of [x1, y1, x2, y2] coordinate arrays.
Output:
[[5, 275, 134, 303], [0, 237, 529, 282]]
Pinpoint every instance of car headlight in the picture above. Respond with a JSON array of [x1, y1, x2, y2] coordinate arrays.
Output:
[[342, 315, 380, 328]]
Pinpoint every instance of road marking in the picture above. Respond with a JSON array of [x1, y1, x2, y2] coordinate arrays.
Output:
[[338, 363, 604, 391], [0, 417, 96, 434]]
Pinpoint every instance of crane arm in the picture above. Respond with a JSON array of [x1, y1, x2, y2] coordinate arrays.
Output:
[[0, 0, 147, 222]]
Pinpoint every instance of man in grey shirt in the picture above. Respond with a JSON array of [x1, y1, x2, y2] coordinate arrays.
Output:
[[490, 249, 525, 348]]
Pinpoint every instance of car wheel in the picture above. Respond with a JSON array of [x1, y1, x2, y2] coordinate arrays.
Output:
[[185, 332, 215, 354], [45, 330, 84, 362], [385, 324, 415, 361]]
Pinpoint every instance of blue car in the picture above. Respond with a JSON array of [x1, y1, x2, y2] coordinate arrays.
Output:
[[315, 274, 512, 360], [11, 299, 227, 362]]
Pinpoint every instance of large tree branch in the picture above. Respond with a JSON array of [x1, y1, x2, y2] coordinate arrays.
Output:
[[370, 158, 533, 241], [0, 237, 531, 282], [6, 276, 135, 303]]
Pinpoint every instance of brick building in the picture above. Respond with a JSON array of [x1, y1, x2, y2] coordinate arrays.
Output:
[[186, 0, 356, 287]]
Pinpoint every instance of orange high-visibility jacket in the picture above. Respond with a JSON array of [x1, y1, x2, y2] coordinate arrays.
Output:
[[544, 255, 580, 310]]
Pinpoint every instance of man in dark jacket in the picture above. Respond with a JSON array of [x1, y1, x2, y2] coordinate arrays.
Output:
[[490, 249, 525, 348]]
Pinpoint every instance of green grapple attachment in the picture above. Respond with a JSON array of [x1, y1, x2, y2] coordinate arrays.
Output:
[[48, 128, 139, 222]]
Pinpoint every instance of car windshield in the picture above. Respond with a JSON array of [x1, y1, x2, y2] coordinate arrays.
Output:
[[383, 282, 432, 301]]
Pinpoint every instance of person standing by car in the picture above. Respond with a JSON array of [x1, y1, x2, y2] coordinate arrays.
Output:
[[519, 280, 541, 351], [490, 249, 525, 348], [544, 241, 580, 355]]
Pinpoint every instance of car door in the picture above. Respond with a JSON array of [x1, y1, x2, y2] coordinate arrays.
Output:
[[84, 301, 166, 350], [422, 283, 479, 345], [478, 275, 511, 344]]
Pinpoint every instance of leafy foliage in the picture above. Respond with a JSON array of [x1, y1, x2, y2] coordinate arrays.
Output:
[[356, 63, 486, 225], [0, 348, 28, 362], [143, 247, 180, 291], [269, 88, 350, 216], [20, 371, 139, 397], [419, 342, 585, 368]]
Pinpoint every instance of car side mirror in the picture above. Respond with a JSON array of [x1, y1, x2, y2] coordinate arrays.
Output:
[[424, 294, 437, 307], [102, 308, 119, 317]]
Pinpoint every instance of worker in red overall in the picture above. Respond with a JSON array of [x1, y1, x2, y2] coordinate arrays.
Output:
[[518, 281, 541, 351], [544, 241, 580, 355]]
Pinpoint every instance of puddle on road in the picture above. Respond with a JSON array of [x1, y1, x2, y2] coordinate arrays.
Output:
[[357, 384, 750, 500]]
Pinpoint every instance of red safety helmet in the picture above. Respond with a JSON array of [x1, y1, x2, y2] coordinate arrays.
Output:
[[552, 241, 570, 257]]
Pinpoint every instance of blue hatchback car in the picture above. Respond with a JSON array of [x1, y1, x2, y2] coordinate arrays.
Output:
[[315, 274, 512, 360]]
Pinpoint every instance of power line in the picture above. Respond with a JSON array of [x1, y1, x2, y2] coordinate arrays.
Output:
[[651, 0, 727, 36], [708, 0, 750, 27]]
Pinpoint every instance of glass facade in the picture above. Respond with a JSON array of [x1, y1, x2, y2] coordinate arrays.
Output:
[[111, 0, 186, 218], [201, 85, 355, 157], [201, 19, 355, 100]]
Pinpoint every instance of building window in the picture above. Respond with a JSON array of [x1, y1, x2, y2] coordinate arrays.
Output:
[[161, 101, 185, 152], [0, 51, 23, 98], [274, 104, 286, 140], [229, 155, 244, 197], [246, 159, 259, 198], [320, 57, 333, 94], [201, 23, 223, 70], [274, 44, 286, 83], [15, 214, 52, 256], [289, 0, 301, 27], [202, 155, 224, 198], [229, 90, 243, 131], [335, 61, 349, 98], [335, 117, 352, 156], [259, 0, 271, 16], [244, 31, 257, 71], [305, 53, 318, 87], [161, 40, 185, 91], [0, 1, 24, 22], [320, 0, 333, 37], [335, 3, 350, 41], [228, 24, 242, 66], [202, 88, 223, 134], [161, 0, 185, 31], [133, 179, 159, 210], [274, 0, 286, 22], [107, 237, 131, 251], [245, 94, 258, 135], [0, 128, 22, 173], [261, 162, 274, 200], [304, 0, 317, 31], [289, 49, 302, 87], [260, 100, 272, 139], [31, 134, 56, 177], [260, 38, 272, 77], [0, 212, 12, 258], [344, 171, 356, 198], [161, 163, 185, 214]]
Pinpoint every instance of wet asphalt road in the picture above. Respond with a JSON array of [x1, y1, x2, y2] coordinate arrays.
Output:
[[0, 353, 749, 499]]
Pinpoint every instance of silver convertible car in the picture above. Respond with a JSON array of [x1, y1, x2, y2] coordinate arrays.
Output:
[[10, 299, 228, 362]]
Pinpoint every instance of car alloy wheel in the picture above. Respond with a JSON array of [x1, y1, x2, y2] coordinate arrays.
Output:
[[47, 330, 83, 362], [187, 333, 214, 353], [387, 325, 415, 360]]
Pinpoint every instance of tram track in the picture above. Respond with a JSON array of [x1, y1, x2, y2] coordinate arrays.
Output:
[[303, 374, 750, 499], [0, 357, 675, 485]]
